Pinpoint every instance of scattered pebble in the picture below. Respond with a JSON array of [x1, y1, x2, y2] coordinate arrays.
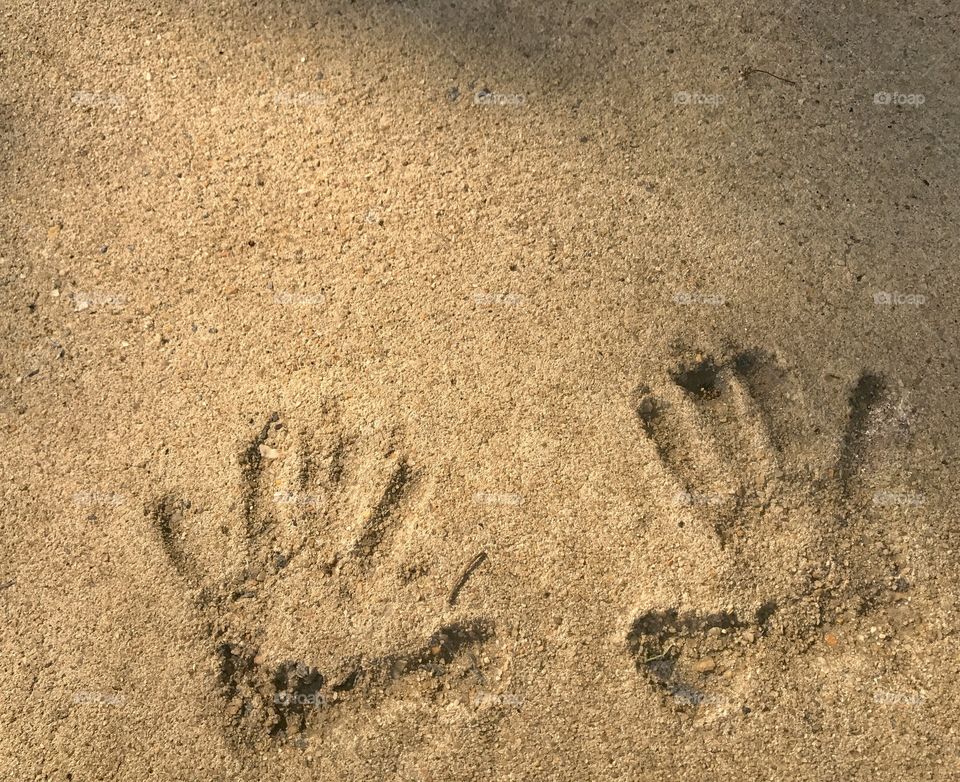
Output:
[[258, 444, 279, 460], [824, 632, 839, 647], [694, 657, 716, 674]]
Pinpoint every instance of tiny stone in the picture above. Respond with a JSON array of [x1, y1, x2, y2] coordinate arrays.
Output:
[[258, 444, 279, 460], [694, 657, 716, 674]]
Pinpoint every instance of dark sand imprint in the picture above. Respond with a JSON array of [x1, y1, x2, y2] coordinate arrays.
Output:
[[148, 414, 496, 745], [629, 348, 903, 706]]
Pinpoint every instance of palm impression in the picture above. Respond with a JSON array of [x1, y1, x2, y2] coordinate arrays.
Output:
[[149, 412, 497, 744], [627, 347, 913, 707]]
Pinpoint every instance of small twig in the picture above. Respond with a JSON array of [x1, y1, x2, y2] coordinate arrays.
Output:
[[448, 551, 488, 606], [742, 67, 798, 87], [643, 643, 677, 663]]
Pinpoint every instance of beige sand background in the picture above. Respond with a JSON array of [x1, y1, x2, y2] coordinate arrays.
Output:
[[2, 0, 959, 779]]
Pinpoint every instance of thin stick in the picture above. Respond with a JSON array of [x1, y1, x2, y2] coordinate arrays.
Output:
[[448, 551, 488, 606], [643, 642, 677, 663], [742, 67, 798, 87]]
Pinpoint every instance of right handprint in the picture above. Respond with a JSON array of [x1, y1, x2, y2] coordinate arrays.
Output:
[[628, 347, 914, 707]]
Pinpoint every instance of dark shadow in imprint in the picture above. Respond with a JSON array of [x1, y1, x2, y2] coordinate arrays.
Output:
[[670, 357, 722, 400], [216, 641, 326, 739], [239, 412, 281, 538], [635, 389, 691, 484], [148, 494, 197, 584], [351, 458, 416, 561], [212, 619, 494, 741], [367, 619, 495, 684], [627, 603, 777, 701], [838, 373, 886, 494]]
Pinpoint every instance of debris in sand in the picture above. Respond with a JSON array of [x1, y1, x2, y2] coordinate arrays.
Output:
[[694, 657, 717, 674], [448, 551, 488, 606], [258, 444, 280, 460]]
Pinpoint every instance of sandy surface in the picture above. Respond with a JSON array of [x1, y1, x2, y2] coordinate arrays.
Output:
[[2, 0, 959, 779]]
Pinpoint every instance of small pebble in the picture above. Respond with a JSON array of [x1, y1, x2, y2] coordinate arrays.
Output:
[[258, 444, 279, 460], [824, 632, 839, 647], [694, 657, 716, 674]]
